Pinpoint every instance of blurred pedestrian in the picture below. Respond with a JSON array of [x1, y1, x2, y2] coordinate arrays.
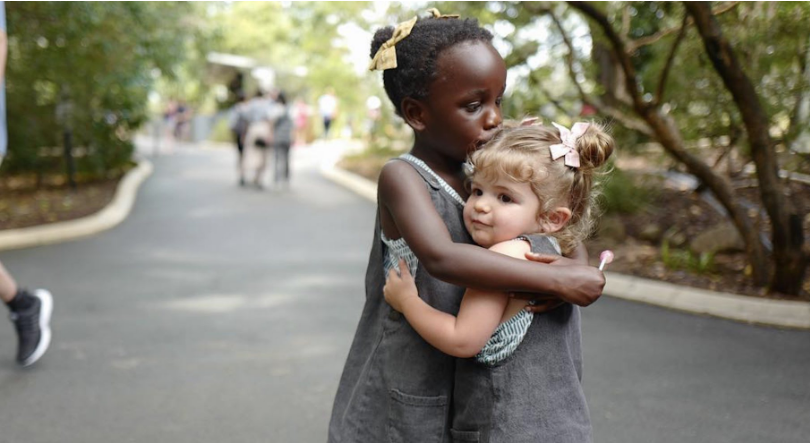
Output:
[[317, 88, 338, 139], [244, 90, 276, 189], [293, 98, 310, 147], [0, 2, 54, 367], [272, 91, 293, 189], [365, 95, 381, 141], [228, 91, 250, 186], [174, 100, 192, 141]]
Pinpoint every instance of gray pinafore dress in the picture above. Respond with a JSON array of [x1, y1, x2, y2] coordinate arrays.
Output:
[[451, 234, 593, 443], [328, 154, 472, 443]]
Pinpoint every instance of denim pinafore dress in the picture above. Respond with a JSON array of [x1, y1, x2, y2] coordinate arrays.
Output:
[[328, 154, 472, 443], [451, 234, 593, 443]]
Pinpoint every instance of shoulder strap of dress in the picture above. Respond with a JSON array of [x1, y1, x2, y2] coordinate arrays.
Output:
[[521, 234, 562, 255], [387, 155, 441, 190], [395, 154, 465, 206]]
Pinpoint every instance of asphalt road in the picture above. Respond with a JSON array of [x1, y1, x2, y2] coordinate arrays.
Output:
[[1, 140, 808, 443]]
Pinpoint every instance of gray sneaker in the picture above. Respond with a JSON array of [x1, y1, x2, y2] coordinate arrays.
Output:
[[9, 289, 53, 367]]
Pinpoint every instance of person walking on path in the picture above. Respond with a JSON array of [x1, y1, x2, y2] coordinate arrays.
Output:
[[272, 91, 293, 189], [228, 91, 250, 186], [317, 89, 337, 139], [0, 2, 54, 368], [292, 98, 310, 147], [327, 11, 605, 442], [243, 90, 276, 189]]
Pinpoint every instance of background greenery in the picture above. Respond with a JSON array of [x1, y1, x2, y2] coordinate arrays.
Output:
[[2, 1, 808, 295]]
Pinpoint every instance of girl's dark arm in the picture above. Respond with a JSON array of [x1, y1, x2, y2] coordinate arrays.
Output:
[[378, 162, 604, 306]]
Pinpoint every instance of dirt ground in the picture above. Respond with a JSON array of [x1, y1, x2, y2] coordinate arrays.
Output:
[[586, 182, 810, 300], [0, 177, 120, 230]]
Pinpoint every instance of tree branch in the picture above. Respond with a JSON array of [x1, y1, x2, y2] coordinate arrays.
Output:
[[536, 83, 574, 116], [569, 0, 771, 285], [785, 36, 810, 149], [547, 6, 652, 136], [568, 1, 648, 113], [547, 9, 589, 105], [621, 4, 631, 38], [685, 1, 806, 293], [626, 2, 739, 53], [654, 14, 689, 106]]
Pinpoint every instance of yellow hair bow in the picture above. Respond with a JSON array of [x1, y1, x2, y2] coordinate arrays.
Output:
[[426, 8, 459, 19], [368, 9, 459, 72], [368, 16, 417, 72]]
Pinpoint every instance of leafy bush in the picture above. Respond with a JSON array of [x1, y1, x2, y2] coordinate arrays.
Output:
[[599, 168, 658, 215], [2, 2, 204, 180], [661, 238, 715, 274]]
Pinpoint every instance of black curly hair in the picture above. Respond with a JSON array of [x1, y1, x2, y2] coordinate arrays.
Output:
[[370, 16, 493, 116]]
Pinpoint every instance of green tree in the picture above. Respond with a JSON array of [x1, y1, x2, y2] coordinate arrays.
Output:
[[521, 1, 808, 295], [400, 2, 808, 295], [3, 2, 206, 179]]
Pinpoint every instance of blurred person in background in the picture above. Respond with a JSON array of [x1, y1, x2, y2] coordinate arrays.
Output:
[[317, 88, 338, 139], [272, 91, 293, 189], [0, 1, 53, 367], [228, 91, 250, 186], [173, 100, 192, 141], [244, 90, 276, 189], [365, 95, 381, 141], [292, 98, 310, 147]]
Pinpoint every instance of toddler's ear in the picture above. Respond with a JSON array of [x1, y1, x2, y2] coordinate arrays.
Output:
[[401, 98, 427, 131], [539, 207, 572, 233]]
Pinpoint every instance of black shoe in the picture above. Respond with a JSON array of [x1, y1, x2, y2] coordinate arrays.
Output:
[[9, 289, 53, 367]]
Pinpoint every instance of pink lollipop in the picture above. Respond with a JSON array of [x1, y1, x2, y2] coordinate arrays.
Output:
[[598, 250, 614, 271]]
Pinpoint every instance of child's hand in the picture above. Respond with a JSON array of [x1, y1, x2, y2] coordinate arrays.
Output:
[[384, 259, 418, 313], [523, 252, 605, 306], [525, 299, 566, 314]]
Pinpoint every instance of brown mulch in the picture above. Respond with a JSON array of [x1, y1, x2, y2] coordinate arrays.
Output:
[[0, 177, 121, 230], [586, 181, 810, 301]]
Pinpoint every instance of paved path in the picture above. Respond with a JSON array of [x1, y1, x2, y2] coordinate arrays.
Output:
[[0, 140, 808, 443]]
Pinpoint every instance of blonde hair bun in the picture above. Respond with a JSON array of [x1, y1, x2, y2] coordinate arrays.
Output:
[[575, 123, 615, 171]]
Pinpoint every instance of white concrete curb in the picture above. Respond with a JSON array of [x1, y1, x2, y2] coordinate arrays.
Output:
[[0, 158, 154, 251], [321, 163, 378, 202], [322, 157, 810, 329], [603, 273, 810, 329]]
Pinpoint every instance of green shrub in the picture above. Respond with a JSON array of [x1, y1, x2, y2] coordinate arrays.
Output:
[[600, 168, 657, 215], [661, 238, 716, 274]]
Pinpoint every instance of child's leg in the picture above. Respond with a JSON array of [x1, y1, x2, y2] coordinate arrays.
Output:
[[0, 261, 19, 303], [273, 145, 282, 183], [1, 260, 53, 366], [281, 144, 290, 182], [254, 148, 268, 186], [235, 131, 245, 185]]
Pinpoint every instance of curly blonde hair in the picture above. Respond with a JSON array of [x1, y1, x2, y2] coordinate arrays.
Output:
[[467, 122, 615, 254]]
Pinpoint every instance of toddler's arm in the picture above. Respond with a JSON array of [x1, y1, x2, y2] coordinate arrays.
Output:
[[379, 162, 604, 306], [384, 240, 525, 357]]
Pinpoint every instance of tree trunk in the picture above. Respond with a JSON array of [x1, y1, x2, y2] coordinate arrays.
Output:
[[593, 41, 627, 108], [685, 2, 808, 295], [643, 110, 770, 287], [569, 1, 771, 286]]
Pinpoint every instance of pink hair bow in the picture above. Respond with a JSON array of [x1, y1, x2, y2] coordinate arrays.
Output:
[[550, 122, 589, 169]]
